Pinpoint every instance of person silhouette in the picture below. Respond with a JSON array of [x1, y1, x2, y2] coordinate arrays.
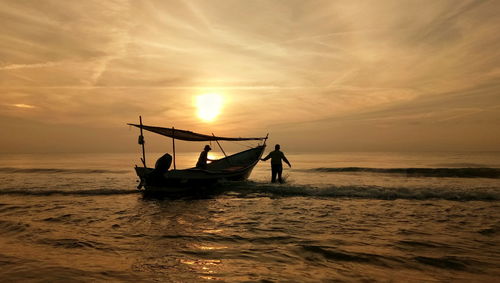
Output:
[[261, 144, 291, 183], [196, 145, 213, 169], [146, 153, 172, 186]]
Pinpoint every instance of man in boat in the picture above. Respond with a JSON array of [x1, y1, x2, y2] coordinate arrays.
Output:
[[196, 145, 214, 169], [261, 144, 291, 183]]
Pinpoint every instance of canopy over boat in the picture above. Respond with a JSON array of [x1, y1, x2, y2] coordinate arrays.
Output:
[[128, 123, 266, 142]]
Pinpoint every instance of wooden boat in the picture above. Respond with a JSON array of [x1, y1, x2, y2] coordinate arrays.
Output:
[[129, 117, 267, 194]]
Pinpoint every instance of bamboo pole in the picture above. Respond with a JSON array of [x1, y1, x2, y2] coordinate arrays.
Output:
[[213, 133, 231, 165], [212, 134, 228, 158], [172, 127, 176, 170], [139, 116, 146, 167]]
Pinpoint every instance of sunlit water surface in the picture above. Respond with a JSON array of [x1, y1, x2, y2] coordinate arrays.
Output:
[[0, 151, 499, 282]]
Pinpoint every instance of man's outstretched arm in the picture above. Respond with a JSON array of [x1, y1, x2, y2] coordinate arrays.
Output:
[[261, 153, 271, 161], [283, 155, 291, 167]]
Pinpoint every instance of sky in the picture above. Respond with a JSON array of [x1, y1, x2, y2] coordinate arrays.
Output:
[[1, 0, 499, 153]]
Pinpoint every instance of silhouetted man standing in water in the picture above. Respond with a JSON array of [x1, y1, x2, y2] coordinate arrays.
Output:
[[261, 144, 291, 183]]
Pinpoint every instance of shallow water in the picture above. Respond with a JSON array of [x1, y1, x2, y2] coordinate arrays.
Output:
[[0, 151, 499, 281]]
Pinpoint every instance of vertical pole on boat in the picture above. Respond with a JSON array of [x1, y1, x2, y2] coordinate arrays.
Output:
[[139, 116, 146, 167], [212, 133, 228, 159], [172, 127, 176, 170], [212, 133, 232, 166]]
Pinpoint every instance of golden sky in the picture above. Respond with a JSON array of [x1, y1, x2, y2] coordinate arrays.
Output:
[[1, 0, 499, 153]]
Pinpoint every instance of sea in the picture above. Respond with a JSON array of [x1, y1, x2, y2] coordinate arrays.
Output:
[[0, 151, 499, 282]]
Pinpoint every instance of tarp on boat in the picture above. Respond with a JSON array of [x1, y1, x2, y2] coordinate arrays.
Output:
[[128, 124, 266, 141]]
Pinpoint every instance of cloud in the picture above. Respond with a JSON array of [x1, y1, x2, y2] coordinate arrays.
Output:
[[11, 103, 35, 109], [0, 62, 61, 70]]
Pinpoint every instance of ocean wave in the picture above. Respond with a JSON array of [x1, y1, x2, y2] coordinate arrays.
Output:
[[300, 167, 500, 178], [219, 182, 500, 201], [36, 238, 114, 251], [1, 182, 499, 200], [0, 167, 129, 174], [299, 245, 391, 266], [0, 188, 140, 196], [414, 256, 471, 270], [0, 220, 30, 235]]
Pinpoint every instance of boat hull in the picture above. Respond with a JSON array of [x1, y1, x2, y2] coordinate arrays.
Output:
[[134, 145, 265, 194]]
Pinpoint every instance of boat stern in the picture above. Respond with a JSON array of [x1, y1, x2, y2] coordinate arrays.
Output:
[[134, 166, 153, 189]]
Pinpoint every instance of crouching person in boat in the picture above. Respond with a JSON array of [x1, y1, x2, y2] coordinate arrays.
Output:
[[261, 144, 291, 183], [146, 153, 172, 185], [196, 145, 216, 169]]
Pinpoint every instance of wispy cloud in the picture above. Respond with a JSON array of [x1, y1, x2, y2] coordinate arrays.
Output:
[[0, 62, 60, 70], [11, 104, 35, 109]]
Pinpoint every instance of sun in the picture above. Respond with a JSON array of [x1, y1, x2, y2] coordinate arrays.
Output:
[[196, 93, 223, 122]]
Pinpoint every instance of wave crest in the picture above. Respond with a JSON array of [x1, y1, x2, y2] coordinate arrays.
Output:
[[220, 182, 500, 201], [0, 167, 129, 174], [0, 188, 139, 196], [1, 181, 498, 201], [302, 167, 500, 178]]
